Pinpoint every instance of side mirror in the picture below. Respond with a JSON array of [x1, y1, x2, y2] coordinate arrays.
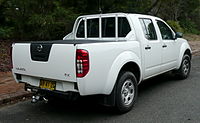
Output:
[[175, 32, 183, 39]]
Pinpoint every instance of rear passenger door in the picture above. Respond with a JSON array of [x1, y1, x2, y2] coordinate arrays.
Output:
[[139, 18, 162, 78], [156, 20, 179, 71]]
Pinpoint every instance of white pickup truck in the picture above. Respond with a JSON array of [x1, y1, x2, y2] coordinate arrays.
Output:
[[12, 13, 191, 113]]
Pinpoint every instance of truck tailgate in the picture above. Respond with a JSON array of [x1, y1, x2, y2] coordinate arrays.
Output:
[[12, 43, 77, 82]]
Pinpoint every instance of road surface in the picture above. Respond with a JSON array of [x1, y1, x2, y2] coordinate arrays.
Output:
[[0, 56, 200, 123]]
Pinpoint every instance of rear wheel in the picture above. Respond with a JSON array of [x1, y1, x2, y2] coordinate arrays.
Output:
[[176, 54, 191, 79], [115, 71, 138, 113]]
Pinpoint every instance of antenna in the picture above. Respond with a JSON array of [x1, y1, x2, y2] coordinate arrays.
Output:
[[98, 0, 102, 13]]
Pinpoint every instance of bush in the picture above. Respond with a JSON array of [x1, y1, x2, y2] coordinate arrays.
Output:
[[0, 27, 13, 39], [1, 0, 78, 41], [180, 20, 200, 35], [166, 20, 184, 33]]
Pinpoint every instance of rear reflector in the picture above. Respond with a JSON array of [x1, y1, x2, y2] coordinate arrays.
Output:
[[76, 49, 89, 77]]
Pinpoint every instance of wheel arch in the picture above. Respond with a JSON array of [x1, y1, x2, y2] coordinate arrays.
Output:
[[177, 43, 192, 69], [184, 49, 192, 59], [103, 51, 142, 95], [119, 62, 141, 83]]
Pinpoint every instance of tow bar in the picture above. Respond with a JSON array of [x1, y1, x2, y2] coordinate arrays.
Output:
[[31, 95, 48, 103]]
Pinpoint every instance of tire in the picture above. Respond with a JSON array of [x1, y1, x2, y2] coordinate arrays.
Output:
[[176, 54, 191, 79], [115, 71, 138, 113]]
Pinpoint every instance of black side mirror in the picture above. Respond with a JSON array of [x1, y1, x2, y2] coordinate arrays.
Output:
[[175, 32, 183, 39]]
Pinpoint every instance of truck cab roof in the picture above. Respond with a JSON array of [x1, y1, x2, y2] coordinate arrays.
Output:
[[63, 13, 162, 40]]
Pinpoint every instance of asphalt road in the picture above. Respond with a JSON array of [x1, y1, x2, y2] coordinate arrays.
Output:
[[0, 56, 200, 123]]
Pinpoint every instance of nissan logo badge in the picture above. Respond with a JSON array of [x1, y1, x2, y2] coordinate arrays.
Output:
[[37, 44, 43, 52]]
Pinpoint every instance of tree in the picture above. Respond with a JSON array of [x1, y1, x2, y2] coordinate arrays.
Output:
[[0, 0, 199, 40]]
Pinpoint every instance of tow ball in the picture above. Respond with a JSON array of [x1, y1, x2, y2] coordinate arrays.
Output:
[[31, 95, 48, 103]]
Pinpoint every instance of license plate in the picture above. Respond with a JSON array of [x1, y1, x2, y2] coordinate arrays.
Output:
[[40, 79, 56, 91]]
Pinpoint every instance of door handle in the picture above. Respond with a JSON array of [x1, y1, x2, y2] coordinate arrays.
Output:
[[162, 44, 167, 48], [145, 46, 151, 50]]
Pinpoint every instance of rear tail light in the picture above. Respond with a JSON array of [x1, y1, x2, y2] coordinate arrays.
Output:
[[76, 49, 89, 77]]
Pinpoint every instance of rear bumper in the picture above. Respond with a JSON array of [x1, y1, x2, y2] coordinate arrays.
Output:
[[12, 72, 110, 96], [24, 83, 79, 99], [12, 72, 79, 93]]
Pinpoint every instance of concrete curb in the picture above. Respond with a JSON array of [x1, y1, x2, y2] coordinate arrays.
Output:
[[0, 91, 32, 106]]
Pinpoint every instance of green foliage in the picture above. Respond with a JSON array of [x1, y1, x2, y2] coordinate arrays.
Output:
[[166, 20, 183, 32], [180, 20, 200, 35], [0, 0, 199, 40], [0, 26, 13, 39], [1, 0, 78, 40]]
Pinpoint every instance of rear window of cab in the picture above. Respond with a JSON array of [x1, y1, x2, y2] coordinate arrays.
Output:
[[76, 17, 131, 38]]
